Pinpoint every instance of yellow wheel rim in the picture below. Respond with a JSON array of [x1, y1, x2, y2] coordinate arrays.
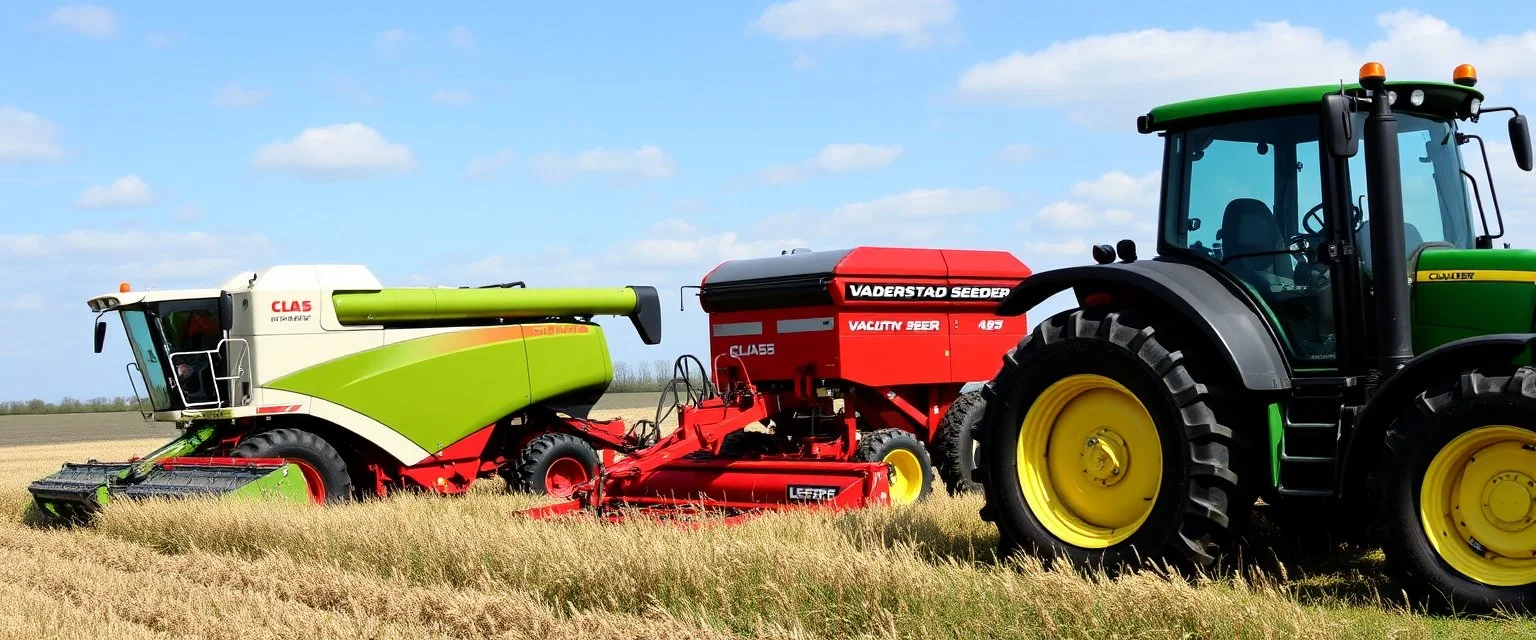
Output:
[[884, 448, 925, 505], [1017, 374, 1163, 548], [1418, 425, 1536, 587]]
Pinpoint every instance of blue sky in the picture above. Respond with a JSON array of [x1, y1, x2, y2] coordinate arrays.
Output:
[[3, 1, 1536, 401]]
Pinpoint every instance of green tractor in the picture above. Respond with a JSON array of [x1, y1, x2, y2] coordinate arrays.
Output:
[[972, 62, 1536, 613]]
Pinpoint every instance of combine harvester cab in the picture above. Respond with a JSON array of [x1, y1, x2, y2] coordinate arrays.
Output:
[[524, 246, 1032, 521], [28, 265, 663, 523]]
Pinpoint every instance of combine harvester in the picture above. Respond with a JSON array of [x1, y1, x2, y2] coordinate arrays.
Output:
[[969, 62, 1536, 613], [28, 248, 1029, 523]]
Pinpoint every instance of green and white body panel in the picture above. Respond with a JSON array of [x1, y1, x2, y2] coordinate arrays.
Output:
[[33, 265, 655, 517]]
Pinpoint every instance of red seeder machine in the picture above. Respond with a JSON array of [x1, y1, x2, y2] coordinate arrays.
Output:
[[523, 246, 1032, 520]]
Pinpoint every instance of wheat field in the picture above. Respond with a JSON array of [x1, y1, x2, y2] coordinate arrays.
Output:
[[1, 411, 1532, 640]]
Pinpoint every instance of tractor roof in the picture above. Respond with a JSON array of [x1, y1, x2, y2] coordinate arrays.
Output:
[[1139, 80, 1484, 133]]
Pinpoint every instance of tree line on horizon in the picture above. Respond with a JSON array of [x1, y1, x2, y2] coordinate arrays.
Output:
[[0, 360, 702, 416]]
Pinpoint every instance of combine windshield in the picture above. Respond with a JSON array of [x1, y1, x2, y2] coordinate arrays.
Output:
[[116, 299, 225, 411]]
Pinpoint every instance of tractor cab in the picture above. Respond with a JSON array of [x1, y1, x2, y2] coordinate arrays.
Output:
[[88, 285, 249, 417], [1146, 67, 1529, 369]]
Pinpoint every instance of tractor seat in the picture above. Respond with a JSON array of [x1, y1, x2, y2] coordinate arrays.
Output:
[[1357, 220, 1426, 268], [1219, 198, 1292, 287]]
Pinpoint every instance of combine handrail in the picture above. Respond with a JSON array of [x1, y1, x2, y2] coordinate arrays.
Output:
[[167, 338, 251, 410]]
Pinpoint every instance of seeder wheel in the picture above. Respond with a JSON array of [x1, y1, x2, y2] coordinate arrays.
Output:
[[856, 429, 934, 505]]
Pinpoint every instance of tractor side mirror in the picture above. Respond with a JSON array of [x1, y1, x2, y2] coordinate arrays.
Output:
[[218, 291, 234, 332], [93, 320, 107, 354], [1510, 114, 1533, 172], [1320, 94, 1359, 158]]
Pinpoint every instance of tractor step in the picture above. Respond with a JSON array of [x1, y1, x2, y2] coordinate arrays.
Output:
[[28, 457, 310, 524]]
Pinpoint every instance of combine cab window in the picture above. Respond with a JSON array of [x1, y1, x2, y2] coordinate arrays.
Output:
[[154, 300, 225, 407], [121, 310, 173, 411], [1163, 113, 1339, 363]]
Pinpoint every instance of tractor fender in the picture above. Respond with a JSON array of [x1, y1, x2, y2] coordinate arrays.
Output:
[[1338, 332, 1536, 494], [995, 260, 1290, 391]]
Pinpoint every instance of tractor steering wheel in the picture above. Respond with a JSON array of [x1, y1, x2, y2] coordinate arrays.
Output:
[[1301, 201, 1364, 235]]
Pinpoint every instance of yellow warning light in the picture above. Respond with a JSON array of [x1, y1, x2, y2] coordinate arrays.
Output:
[[1453, 64, 1477, 87], [119, 282, 131, 293], [1359, 62, 1386, 83]]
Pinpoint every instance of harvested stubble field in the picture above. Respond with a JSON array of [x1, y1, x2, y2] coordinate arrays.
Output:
[[1, 405, 1532, 640]]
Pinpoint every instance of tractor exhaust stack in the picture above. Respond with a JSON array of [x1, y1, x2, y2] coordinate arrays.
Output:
[[1359, 62, 1414, 379]]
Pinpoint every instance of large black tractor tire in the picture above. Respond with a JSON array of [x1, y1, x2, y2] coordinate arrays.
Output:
[[975, 308, 1250, 576], [1371, 367, 1536, 615], [856, 428, 936, 506], [507, 432, 600, 499], [231, 428, 355, 503], [935, 389, 985, 495]]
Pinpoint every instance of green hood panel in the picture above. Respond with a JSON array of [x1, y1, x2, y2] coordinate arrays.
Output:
[[1412, 248, 1536, 354], [267, 323, 614, 453]]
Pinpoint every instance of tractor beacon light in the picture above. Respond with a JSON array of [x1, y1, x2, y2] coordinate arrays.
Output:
[[1359, 61, 1386, 83], [118, 282, 131, 293], [1454, 63, 1478, 87]]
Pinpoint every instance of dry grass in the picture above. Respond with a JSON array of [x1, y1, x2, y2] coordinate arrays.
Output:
[[1, 414, 1532, 639]]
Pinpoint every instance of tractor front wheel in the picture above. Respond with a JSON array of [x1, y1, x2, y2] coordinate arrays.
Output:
[[231, 428, 354, 504], [1373, 368, 1536, 614], [509, 432, 600, 499], [976, 308, 1248, 575], [856, 428, 935, 506]]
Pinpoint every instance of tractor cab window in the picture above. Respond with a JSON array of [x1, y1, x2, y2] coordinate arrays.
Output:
[[1163, 113, 1338, 363], [1347, 113, 1476, 268]]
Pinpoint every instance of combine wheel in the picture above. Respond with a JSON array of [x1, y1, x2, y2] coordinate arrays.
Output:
[[935, 390, 985, 494], [856, 428, 935, 505], [1372, 367, 1536, 614], [231, 428, 354, 504], [975, 308, 1248, 575], [510, 432, 599, 499]]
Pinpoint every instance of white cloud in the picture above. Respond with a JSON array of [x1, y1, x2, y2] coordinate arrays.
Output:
[[448, 26, 476, 49], [1023, 238, 1092, 256], [0, 106, 64, 163], [1029, 201, 1137, 232], [619, 220, 802, 269], [146, 32, 178, 48], [465, 148, 516, 181], [0, 294, 45, 312], [214, 82, 270, 108], [1070, 170, 1160, 208], [251, 123, 416, 181], [957, 11, 1536, 127], [374, 28, 411, 53], [756, 143, 903, 184], [44, 4, 116, 39], [994, 143, 1034, 163], [531, 145, 676, 183], [832, 186, 1010, 222], [75, 175, 153, 209], [0, 230, 276, 282], [171, 205, 205, 223], [431, 88, 473, 106], [752, 0, 956, 48]]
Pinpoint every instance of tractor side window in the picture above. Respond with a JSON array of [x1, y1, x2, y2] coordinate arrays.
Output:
[[1349, 113, 1476, 267], [1165, 114, 1338, 364]]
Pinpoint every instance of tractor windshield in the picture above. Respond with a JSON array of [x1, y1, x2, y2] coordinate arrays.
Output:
[[1347, 113, 1478, 262]]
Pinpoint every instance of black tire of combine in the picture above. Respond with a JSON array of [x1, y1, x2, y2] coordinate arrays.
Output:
[[1370, 367, 1536, 615], [508, 432, 600, 497], [935, 389, 985, 495], [974, 307, 1249, 575], [231, 428, 354, 503], [855, 428, 936, 504]]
